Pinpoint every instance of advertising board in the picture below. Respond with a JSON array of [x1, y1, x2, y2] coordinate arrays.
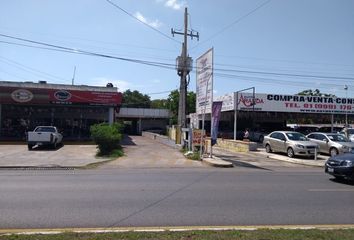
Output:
[[196, 48, 213, 114], [0, 86, 122, 106], [214, 93, 354, 115]]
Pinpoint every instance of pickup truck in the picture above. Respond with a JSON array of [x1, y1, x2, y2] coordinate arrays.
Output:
[[27, 126, 63, 150]]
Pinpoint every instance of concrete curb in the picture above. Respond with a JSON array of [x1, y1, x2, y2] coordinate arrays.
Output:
[[202, 156, 234, 168], [2, 224, 354, 235], [267, 155, 325, 167], [255, 151, 327, 167]]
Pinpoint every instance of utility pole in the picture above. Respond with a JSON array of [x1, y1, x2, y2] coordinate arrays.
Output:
[[172, 8, 199, 129], [72, 66, 76, 85]]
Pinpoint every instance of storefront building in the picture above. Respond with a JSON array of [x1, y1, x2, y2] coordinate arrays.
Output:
[[0, 81, 122, 141], [192, 92, 353, 137]]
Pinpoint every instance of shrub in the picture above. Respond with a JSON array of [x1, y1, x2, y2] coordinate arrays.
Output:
[[90, 123, 123, 156]]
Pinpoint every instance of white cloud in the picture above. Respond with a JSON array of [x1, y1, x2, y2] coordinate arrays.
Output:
[[164, 0, 185, 10], [134, 11, 162, 28]]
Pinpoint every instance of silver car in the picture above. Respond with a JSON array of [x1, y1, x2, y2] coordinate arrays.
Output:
[[263, 131, 318, 158], [307, 132, 354, 157]]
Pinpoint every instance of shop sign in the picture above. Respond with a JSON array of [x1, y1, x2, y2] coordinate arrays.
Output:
[[49, 90, 122, 106], [11, 89, 34, 103], [235, 93, 354, 115], [54, 90, 72, 101], [192, 129, 205, 146]]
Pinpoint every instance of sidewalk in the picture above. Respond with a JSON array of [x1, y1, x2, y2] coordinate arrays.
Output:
[[256, 150, 327, 167], [212, 146, 327, 168]]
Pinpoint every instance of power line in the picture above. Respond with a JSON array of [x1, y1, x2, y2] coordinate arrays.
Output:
[[2, 33, 354, 85], [191, 0, 272, 51], [214, 72, 354, 89], [212, 66, 354, 81], [0, 35, 177, 69], [105, 0, 180, 44], [0, 56, 69, 82]]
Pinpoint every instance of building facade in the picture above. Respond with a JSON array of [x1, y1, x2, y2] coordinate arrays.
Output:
[[0, 81, 122, 141]]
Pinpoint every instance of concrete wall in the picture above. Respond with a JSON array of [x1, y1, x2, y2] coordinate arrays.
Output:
[[118, 108, 170, 118], [142, 131, 182, 150], [205, 138, 257, 153]]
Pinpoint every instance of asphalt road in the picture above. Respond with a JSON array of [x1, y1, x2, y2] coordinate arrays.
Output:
[[0, 166, 353, 229]]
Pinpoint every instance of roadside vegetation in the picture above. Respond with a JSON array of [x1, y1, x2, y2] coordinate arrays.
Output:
[[182, 148, 201, 161], [1, 229, 354, 240], [90, 122, 124, 158]]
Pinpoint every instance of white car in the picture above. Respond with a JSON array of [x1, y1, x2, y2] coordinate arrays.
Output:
[[27, 126, 63, 150], [263, 131, 318, 158]]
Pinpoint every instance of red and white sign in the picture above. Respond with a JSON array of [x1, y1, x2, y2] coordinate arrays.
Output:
[[0, 86, 122, 106], [213, 93, 354, 115]]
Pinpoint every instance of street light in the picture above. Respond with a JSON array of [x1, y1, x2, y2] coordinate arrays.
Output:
[[345, 85, 348, 127], [233, 87, 255, 140]]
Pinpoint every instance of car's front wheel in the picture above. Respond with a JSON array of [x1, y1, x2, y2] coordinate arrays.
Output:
[[265, 144, 272, 153], [287, 147, 295, 158]]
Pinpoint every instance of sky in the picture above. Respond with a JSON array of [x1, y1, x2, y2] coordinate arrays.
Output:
[[1, 0, 354, 100]]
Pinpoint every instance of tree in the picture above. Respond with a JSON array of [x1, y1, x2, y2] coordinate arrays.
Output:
[[297, 89, 335, 97], [122, 89, 151, 108], [167, 90, 196, 125], [151, 99, 169, 109]]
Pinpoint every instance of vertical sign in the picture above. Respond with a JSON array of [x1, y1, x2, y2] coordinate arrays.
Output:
[[211, 101, 223, 146], [196, 48, 213, 158], [196, 48, 213, 114]]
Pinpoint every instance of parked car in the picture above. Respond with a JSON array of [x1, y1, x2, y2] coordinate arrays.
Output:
[[27, 126, 63, 150], [307, 132, 354, 157], [263, 131, 318, 158], [249, 129, 268, 143], [339, 128, 354, 142], [294, 126, 319, 135], [325, 151, 354, 180], [317, 126, 343, 133]]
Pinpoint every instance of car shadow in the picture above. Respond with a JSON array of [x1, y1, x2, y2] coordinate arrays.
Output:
[[329, 177, 354, 186], [120, 135, 137, 146], [30, 144, 64, 151], [215, 154, 272, 171], [275, 152, 323, 160]]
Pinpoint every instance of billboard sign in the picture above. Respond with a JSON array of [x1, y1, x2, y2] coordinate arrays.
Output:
[[196, 48, 213, 114], [0, 86, 122, 106], [219, 93, 354, 115]]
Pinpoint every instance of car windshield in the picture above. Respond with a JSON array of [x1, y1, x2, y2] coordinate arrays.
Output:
[[327, 134, 349, 142], [286, 132, 308, 141], [35, 127, 55, 133], [347, 129, 354, 134]]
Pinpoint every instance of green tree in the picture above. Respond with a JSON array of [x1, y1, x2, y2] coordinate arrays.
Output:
[[167, 90, 196, 125], [298, 89, 336, 97], [151, 99, 169, 109], [122, 89, 151, 108]]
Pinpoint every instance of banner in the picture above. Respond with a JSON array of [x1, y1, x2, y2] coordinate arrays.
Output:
[[212, 93, 354, 115], [211, 101, 223, 146], [196, 48, 213, 114], [0, 86, 122, 106]]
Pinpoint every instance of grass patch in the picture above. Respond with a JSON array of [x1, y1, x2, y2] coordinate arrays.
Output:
[[1, 229, 354, 240], [96, 146, 124, 158], [181, 148, 201, 161], [80, 146, 124, 169]]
